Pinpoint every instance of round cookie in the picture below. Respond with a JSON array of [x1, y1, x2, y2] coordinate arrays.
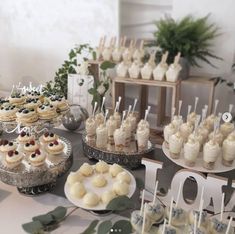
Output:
[[113, 181, 129, 195], [83, 192, 99, 207], [92, 175, 107, 188], [95, 160, 109, 173], [109, 163, 123, 177], [70, 182, 86, 199], [79, 163, 93, 176]]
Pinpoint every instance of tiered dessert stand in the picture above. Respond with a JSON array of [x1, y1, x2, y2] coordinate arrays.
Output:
[[0, 113, 73, 195]]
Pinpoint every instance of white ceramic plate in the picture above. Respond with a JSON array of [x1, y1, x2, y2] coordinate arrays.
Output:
[[162, 141, 235, 173], [64, 166, 136, 211]]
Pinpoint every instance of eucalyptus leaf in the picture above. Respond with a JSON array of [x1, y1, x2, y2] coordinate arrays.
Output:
[[112, 220, 132, 234], [81, 219, 99, 234], [97, 220, 112, 234], [22, 220, 44, 234], [48, 206, 67, 221], [100, 61, 116, 70], [106, 196, 134, 211], [92, 51, 97, 60], [32, 213, 54, 225]]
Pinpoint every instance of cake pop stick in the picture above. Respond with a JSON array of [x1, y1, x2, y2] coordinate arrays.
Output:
[[133, 39, 137, 48], [109, 37, 114, 47], [169, 197, 174, 225], [187, 105, 192, 117], [112, 37, 117, 48], [204, 105, 208, 117], [198, 199, 204, 228], [104, 109, 109, 125], [10, 85, 15, 95], [174, 52, 181, 66], [122, 36, 127, 47], [147, 105, 151, 114], [140, 189, 145, 215], [162, 219, 167, 234], [117, 96, 122, 112], [229, 104, 233, 115], [92, 102, 98, 117], [213, 99, 219, 115], [132, 98, 138, 113], [153, 180, 159, 204], [171, 107, 176, 122], [194, 97, 199, 113], [213, 121, 218, 140], [119, 37, 123, 48], [194, 115, 201, 136], [200, 186, 204, 205], [101, 97, 106, 113], [102, 36, 107, 48], [127, 105, 132, 116], [140, 40, 144, 50], [144, 109, 149, 121], [114, 101, 119, 113], [220, 193, 225, 221], [176, 181, 182, 207], [225, 216, 233, 234], [178, 100, 182, 116], [163, 51, 169, 64], [121, 111, 126, 125], [194, 213, 198, 234], [141, 203, 147, 234]]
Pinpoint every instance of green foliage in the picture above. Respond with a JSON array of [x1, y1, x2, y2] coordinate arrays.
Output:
[[22, 206, 67, 233], [81, 220, 99, 234], [43, 44, 93, 98], [106, 195, 135, 211], [151, 14, 222, 67], [97, 220, 112, 234], [111, 220, 132, 234]]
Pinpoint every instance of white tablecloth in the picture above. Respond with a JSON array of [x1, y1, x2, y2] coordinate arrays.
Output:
[[0, 182, 124, 234]]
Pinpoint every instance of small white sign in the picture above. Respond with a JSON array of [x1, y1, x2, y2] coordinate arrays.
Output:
[[67, 74, 94, 115]]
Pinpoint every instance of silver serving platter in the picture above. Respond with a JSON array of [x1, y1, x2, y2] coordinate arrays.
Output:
[[82, 134, 154, 169], [0, 137, 73, 195]]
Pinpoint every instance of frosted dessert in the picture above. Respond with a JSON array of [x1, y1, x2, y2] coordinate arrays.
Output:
[[95, 160, 109, 173], [122, 119, 132, 147], [137, 125, 150, 151], [208, 131, 224, 147], [205, 114, 217, 131], [0, 140, 17, 152], [164, 123, 177, 147], [9, 93, 26, 106], [187, 112, 197, 126], [66, 171, 84, 186], [79, 163, 93, 176], [85, 117, 96, 144], [40, 132, 58, 144], [188, 132, 203, 152], [17, 132, 34, 144], [106, 116, 117, 145], [184, 138, 200, 167], [29, 149, 46, 167], [5, 150, 23, 169], [16, 107, 38, 124], [114, 127, 126, 151], [166, 63, 182, 82], [189, 210, 208, 228], [37, 103, 57, 120], [101, 190, 116, 204], [113, 112, 121, 128], [180, 122, 193, 142], [220, 122, 234, 137], [141, 63, 153, 80], [146, 202, 165, 223], [197, 126, 209, 143], [0, 104, 18, 122], [222, 135, 235, 166], [138, 119, 150, 130], [116, 171, 131, 184], [128, 61, 140, 79], [24, 98, 41, 110], [47, 140, 64, 154], [169, 132, 184, 159], [172, 115, 183, 129], [49, 95, 69, 112], [166, 206, 188, 227], [116, 61, 128, 78], [92, 175, 107, 188], [95, 112, 104, 127], [109, 163, 123, 177], [96, 123, 108, 149], [153, 52, 168, 81], [113, 181, 129, 195], [130, 210, 152, 233], [112, 47, 122, 62], [203, 140, 221, 170], [70, 182, 86, 199], [24, 140, 39, 153]]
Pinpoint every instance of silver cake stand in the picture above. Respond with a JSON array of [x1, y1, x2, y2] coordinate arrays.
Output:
[[82, 134, 154, 169], [0, 111, 73, 195], [0, 137, 73, 195]]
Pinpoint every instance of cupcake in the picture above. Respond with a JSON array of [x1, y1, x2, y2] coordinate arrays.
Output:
[[164, 123, 177, 147], [37, 103, 57, 120], [17, 131, 34, 144], [169, 132, 184, 159], [0, 104, 18, 122], [40, 132, 58, 144], [184, 138, 200, 167], [16, 107, 38, 124], [222, 135, 235, 166], [0, 140, 17, 152], [24, 140, 39, 152], [203, 139, 221, 170], [96, 124, 108, 149], [29, 149, 46, 167], [5, 150, 23, 169], [46, 140, 64, 155]]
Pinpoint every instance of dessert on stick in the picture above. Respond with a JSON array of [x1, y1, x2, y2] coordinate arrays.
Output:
[[141, 52, 155, 80], [96, 109, 108, 149], [114, 111, 126, 151], [85, 102, 97, 144], [153, 51, 169, 81], [222, 134, 235, 167], [166, 52, 182, 82], [188, 97, 199, 125], [172, 100, 183, 129], [220, 104, 234, 137], [206, 99, 219, 131]]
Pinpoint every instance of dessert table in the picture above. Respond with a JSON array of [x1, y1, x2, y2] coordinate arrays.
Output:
[[0, 128, 235, 233]]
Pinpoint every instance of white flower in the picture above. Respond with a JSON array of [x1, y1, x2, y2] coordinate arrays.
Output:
[[97, 85, 106, 95]]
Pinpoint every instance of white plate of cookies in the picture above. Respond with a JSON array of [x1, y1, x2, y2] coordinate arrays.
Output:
[[64, 161, 136, 210]]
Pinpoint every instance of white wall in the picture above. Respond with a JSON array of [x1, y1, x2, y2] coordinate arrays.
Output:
[[0, 0, 119, 91]]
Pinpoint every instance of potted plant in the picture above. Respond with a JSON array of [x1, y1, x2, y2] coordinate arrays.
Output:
[[148, 15, 222, 79]]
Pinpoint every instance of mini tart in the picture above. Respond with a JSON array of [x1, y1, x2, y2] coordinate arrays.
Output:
[[29, 149, 46, 167], [37, 103, 57, 120], [5, 150, 23, 169], [24, 140, 40, 152], [49, 95, 69, 112], [8, 93, 26, 105], [16, 107, 38, 124], [27, 91, 44, 102], [0, 105, 18, 121], [40, 132, 58, 144], [17, 131, 34, 143], [0, 140, 17, 152], [24, 98, 41, 109], [46, 140, 64, 155]]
